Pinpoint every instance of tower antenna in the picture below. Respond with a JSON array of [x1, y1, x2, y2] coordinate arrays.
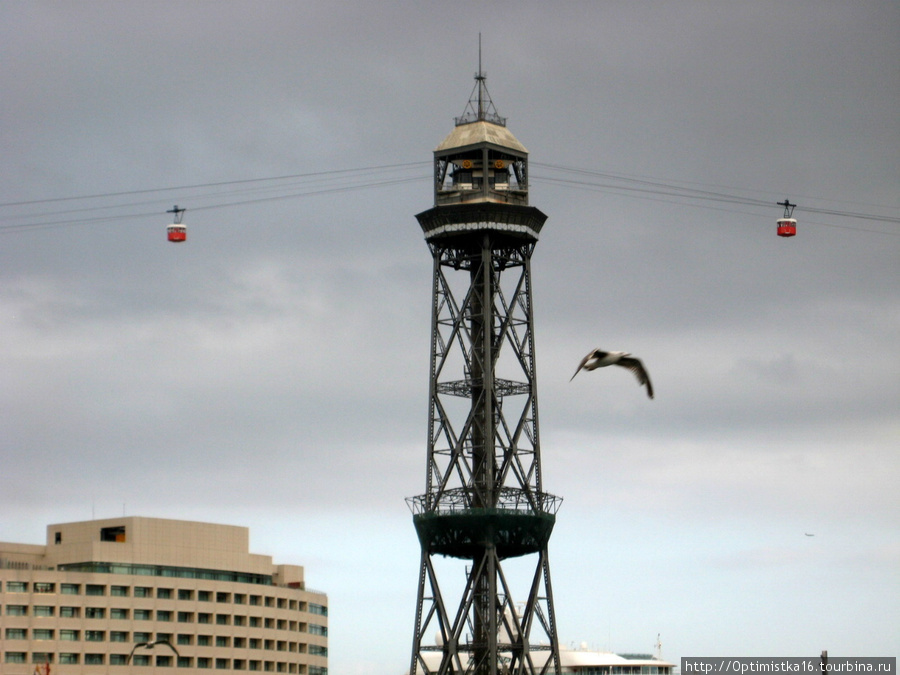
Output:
[[477, 33, 484, 119], [456, 35, 506, 127]]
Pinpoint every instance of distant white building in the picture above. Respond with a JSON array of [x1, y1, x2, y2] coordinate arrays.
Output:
[[553, 645, 675, 675], [407, 642, 675, 674], [0, 517, 327, 674]]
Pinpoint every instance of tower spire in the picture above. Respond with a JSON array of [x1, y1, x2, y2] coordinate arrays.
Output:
[[477, 33, 484, 119], [456, 35, 506, 127]]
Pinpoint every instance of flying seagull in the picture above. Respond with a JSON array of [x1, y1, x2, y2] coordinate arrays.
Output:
[[570, 349, 654, 399], [805, 533, 815, 537]]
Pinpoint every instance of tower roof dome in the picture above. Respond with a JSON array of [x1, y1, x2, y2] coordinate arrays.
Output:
[[435, 121, 528, 155]]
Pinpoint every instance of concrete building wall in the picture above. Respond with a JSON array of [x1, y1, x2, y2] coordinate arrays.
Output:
[[1, 518, 327, 674]]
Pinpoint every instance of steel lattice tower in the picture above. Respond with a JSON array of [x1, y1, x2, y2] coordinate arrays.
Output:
[[407, 68, 562, 675]]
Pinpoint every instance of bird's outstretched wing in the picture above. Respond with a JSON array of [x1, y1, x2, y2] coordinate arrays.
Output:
[[616, 357, 654, 399], [569, 349, 599, 381]]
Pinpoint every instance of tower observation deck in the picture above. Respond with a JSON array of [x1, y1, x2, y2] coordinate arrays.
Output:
[[407, 67, 562, 675]]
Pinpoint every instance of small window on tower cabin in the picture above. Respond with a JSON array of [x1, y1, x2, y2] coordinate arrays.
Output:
[[100, 526, 126, 542], [55, 532, 62, 544], [455, 170, 473, 188]]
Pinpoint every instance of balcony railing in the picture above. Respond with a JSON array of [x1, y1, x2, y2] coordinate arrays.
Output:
[[406, 487, 562, 517]]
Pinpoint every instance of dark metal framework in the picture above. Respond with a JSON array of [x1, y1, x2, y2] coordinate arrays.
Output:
[[408, 204, 562, 674]]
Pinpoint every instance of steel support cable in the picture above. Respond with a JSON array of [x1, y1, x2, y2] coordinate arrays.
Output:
[[0, 161, 431, 209], [0, 175, 427, 234], [532, 177, 900, 236], [532, 162, 900, 225], [4, 157, 897, 234], [1, 164, 429, 223], [533, 161, 900, 217], [533, 161, 775, 208]]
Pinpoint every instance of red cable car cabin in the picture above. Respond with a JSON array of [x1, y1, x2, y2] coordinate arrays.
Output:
[[166, 205, 187, 242], [167, 224, 187, 242], [776, 199, 797, 238], [777, 217, 797, 237]]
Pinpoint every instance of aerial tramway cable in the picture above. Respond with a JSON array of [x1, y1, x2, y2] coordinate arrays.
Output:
[[0, 160, 897, 238]]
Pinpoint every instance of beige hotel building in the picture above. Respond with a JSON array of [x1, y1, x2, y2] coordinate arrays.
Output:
[[0, 517, 327, 674]]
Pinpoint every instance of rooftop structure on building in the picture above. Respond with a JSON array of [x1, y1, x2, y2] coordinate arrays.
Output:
[[0, 516, 327, 674]]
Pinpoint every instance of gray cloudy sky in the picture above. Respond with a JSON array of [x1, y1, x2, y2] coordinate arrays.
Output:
[[1, 2, 898, 673]]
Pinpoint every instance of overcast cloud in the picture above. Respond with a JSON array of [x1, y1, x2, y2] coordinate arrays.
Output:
[[1, 2, 898, 673]]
